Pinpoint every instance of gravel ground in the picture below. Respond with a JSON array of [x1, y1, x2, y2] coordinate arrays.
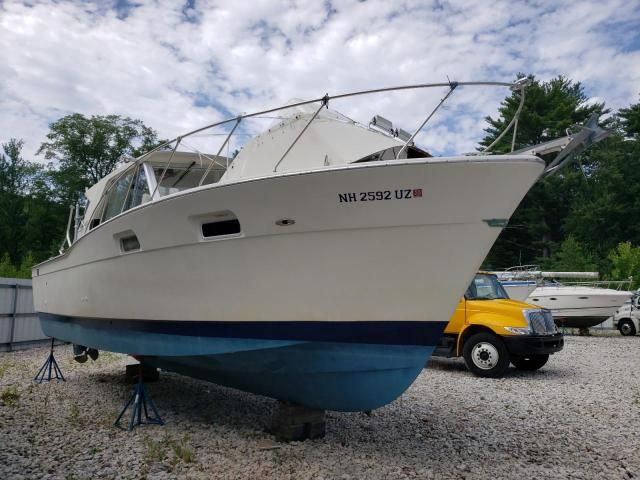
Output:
[[0, 336, 638, 480]]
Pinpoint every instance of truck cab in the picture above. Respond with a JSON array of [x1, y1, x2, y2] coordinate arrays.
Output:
[[434, 272, 564, 377], [612, 294, 639, 336]]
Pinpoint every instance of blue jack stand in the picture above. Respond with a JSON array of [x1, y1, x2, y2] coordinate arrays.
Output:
[[115, 365, 164, 431], [34, 338, 65, 383]]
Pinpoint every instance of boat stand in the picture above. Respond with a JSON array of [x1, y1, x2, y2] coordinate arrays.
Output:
[[34, 338, 65, 383], [269, 401, 326, 441], [115, 363, 164, 431]]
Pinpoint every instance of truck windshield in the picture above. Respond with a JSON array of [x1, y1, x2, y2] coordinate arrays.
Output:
[[465, 274, 509, 300]]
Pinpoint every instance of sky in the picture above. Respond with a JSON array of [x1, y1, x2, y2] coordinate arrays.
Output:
[[1, 0, 639, 162]]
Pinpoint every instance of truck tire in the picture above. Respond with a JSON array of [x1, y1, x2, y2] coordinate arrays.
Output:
[[462, 332, 510, 378], [510, 354, 549, 371], [619, 320, 637, 336]]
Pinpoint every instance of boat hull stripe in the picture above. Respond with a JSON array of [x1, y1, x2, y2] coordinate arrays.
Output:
[[38, 313, 448, 346]]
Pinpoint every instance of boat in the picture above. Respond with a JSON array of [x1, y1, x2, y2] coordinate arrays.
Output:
[[31, 80, 608, 412], [496, 266, 632, 328], [527, 283, 633, 328]]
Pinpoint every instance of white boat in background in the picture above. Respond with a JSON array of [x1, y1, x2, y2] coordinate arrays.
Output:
[[496, 266, 632, 328], [31, 80, 608, 412], [527, 283, 633, 328]]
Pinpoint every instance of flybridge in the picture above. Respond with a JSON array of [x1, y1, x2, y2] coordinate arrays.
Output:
[[57, 78, 610, 254], [133, 76, 609, 182]]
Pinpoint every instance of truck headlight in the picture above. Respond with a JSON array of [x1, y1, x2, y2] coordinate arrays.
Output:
[[504, 326, 531, 335]]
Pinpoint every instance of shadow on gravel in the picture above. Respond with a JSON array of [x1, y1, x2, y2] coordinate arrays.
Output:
[[424, 357, 468, 372], [86, 368, 276, 432], [425, 357, 568, 379], [83, 366, 455, 450]]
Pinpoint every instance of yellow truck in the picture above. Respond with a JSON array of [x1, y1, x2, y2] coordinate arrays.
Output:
[[433, 272, 564, 377]]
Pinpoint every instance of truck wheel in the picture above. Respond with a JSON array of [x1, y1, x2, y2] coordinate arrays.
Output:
[[511, 354, 549, 371], [619, 320, 637, 336], [462, 332, 510, 378]]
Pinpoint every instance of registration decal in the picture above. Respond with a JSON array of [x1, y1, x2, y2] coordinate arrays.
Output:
[[338, 189, 423, 203]]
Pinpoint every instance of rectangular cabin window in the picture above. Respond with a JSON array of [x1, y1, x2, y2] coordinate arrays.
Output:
[[99, 165, 151, 225], [120, 234, 140, 252], [102, 169, 135, 222], [202, 219, 241, 238]]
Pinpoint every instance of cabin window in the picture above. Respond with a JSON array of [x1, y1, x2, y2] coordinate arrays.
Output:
[[202, 219, 241, 238], [120, 234, 141, 252], [123, 166, 151, 210], [98, 165, 152, 224], [102, 169, 135, 222]]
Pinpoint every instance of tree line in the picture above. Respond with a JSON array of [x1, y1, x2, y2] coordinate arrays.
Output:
[[1, 76, 640, 286], [0, 115, 162, 277], [479, 76, 640, 287]]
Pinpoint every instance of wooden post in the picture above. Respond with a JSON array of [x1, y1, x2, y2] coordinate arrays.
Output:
[[269, 401, 326, 441]]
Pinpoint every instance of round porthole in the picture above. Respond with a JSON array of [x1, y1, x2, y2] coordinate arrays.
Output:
[[276, 218, 295, 226]]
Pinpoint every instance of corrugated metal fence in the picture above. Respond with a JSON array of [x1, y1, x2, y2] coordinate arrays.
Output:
[[0, 277, 49, 351]]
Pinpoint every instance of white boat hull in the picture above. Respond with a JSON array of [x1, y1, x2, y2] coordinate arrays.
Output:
[[34, 157, 543, 323], [526, 286, 632, 328], [33, 156, 544, 410]]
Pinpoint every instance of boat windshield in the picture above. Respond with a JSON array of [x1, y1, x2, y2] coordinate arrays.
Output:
[[153, 164, 226, 196], [465, 273, 509, 300]]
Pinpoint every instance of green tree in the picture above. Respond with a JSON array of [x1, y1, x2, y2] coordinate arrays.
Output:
[[563, 133, 640, 257], [0, 139, 37, 265], [481, 76, 607, 269], [560, 96, 640, 262], [606, 242, 640, 289], [37, 114, 162, 204], [0, 139, 68, 270], [16, 252, 35, 279], [541, 235, 597, 272], [0, 253, 18, 278], [618, 97, 640, 139]]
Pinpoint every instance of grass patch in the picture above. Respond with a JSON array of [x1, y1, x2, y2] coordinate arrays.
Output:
[[171, 434, 196, 464], [142, 433, 196, 468], [0, 361, 13, 379], [143, 435, 168, 465], [68, 403, 81, 426], [1, 386, 20, 406]]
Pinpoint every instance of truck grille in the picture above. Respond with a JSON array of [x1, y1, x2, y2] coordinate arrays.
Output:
[[527, 310, 557, 335]]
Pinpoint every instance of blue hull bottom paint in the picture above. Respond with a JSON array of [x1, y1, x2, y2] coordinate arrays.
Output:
[[39, 314, 447, 411]]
